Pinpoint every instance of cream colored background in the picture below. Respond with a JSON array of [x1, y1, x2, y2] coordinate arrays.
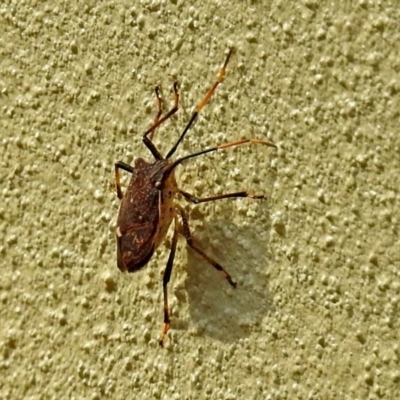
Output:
[[1, 1, 399, 399]]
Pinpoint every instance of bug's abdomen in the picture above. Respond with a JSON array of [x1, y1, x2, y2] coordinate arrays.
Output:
[[154, 173, 178, 249]]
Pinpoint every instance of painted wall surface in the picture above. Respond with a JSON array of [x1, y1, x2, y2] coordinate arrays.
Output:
[[1, 1, 399, 399]]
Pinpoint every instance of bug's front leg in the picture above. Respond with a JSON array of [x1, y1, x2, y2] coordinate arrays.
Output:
[[114, 161, 134, 199], [148, 85, 163, 142], [143, 82, 180, 160], [159, 218, 179, 347]]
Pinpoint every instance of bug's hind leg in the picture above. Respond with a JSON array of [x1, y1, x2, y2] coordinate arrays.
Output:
[[159, 217, 179, 347], [175, 204, 236, 288], [143, 82, 180, 160]]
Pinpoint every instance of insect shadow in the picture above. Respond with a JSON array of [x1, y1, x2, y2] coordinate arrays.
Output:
[[182, 215, 275, 344]]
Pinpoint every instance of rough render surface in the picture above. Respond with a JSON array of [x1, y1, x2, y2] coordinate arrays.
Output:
[[1, 1, 399, 399]]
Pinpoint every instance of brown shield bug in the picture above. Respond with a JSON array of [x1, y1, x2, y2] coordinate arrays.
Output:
[[114, 49, 276, 346]]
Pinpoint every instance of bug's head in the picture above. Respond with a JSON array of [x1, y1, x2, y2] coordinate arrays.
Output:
[[149, 159, 178, 191]]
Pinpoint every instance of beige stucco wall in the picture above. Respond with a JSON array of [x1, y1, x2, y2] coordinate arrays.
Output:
[[1, 1, 399, 399]]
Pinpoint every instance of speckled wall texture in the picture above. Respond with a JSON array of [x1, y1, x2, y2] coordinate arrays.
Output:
[[1, 1, 399, 399]]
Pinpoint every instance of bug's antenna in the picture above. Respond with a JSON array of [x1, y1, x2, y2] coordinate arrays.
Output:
[[166, 49, 234, 159], [165, 138, 277, 177]]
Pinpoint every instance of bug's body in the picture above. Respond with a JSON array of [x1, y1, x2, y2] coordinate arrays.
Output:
[[114, 49, 276, 346], [116, 159, 177, 272]]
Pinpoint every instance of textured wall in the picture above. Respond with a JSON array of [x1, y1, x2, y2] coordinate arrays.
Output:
[[1, 1, 399, 399]]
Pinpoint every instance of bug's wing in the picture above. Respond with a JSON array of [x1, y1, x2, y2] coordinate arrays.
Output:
[[115, 158, 162, 272], [116, 222, 157, 272], [116, 183, 160, 272]]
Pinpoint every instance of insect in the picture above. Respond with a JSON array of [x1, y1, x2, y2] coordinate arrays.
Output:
[[115, 49, 276, 346]]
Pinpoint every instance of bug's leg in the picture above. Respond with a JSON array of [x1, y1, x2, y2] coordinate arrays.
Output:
[[114, 161, 134, 200], [179, 189, 265, 204], [143, 82, 180, 160], [175, 204, 237, 288], [159, 219, 179, 347], [166, 49, 234, 159], [148, 86, 163, 142]]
